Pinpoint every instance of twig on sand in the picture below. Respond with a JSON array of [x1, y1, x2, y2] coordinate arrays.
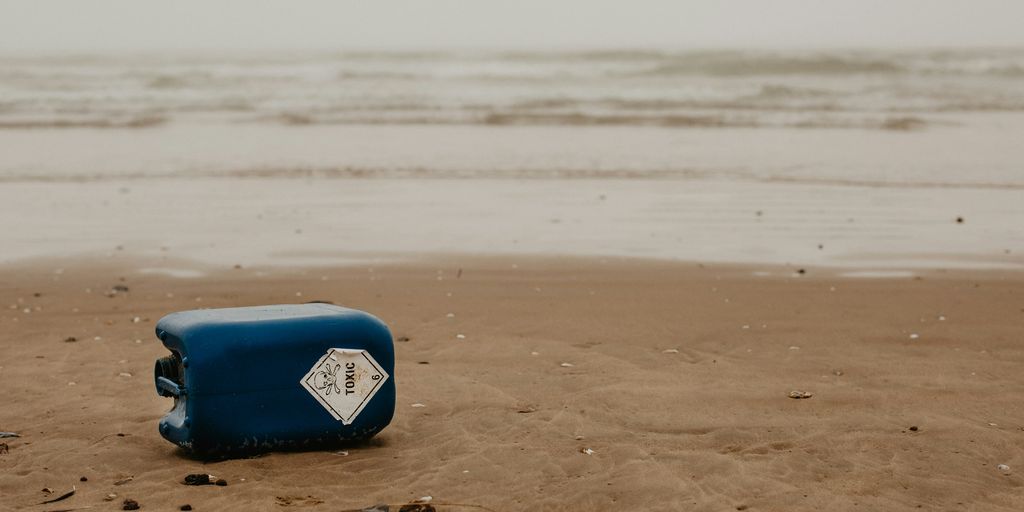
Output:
[[424, 503, 500, 512], [342, 502, 500, 512], [39, 486, 76, 505]]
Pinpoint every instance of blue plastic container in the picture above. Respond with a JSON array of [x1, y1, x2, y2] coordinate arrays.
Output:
[[153, 303, 395, 457]]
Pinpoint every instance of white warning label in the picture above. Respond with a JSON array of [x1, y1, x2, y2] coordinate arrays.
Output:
[[300, 348, 389, 424]]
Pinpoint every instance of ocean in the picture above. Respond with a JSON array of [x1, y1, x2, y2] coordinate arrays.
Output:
[[3, 49, 1024, 186], [4, 48, 1024, 129], [0, 49, 1021, 268]]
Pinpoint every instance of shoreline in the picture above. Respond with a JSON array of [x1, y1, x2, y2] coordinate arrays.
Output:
[[2, 177, 1021, 271]]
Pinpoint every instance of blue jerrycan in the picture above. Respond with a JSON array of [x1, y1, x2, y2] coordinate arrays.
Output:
[[153, 303, 395, 457]]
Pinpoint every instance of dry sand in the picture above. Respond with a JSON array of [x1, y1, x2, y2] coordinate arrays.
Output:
[[1, 256, 1022, 511]]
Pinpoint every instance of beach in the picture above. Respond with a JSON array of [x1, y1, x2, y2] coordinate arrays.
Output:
[[1, 257, 1023, 510], [1, 49, 1024, 510]]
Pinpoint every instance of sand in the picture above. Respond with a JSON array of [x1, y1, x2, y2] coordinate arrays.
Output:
[[1, 255, 1022, 511], [1, 177, 1022, 271]]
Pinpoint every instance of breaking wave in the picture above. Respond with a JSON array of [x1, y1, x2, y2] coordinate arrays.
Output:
[[1, 48, 1023, 130]]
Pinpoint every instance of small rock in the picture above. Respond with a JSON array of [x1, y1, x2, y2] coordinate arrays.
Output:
[[788, 390, 813, 399], [105, 493, 118, 501], [64, 336, 77, 343], [180, 505, 193, 511], [956, 216, 964, 224], [360, 504, 389, 512], [122, 498, 140, 510], [909, 333, 919, 340], [997, 464, 1010, 474], [80, 476, 88, 482], [215, 478, 227, 486], [183, 473, 216, 486], [411, 403, 426, 408], [455, 334, 466, 339], [663, 349, 679, 354], [398, 497, 435, 512], [397, 336, 411, 342], [560, 362, 574, 367], [909, 426, 919, 432], [580, 447, 595, 455]]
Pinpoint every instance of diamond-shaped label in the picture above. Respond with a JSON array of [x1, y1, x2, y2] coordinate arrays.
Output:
[[300, 348, 389, 425]]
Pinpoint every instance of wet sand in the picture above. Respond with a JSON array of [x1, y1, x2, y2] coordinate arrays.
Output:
[[1, 177, 1022, 271], [1, 256, 1022, 511]]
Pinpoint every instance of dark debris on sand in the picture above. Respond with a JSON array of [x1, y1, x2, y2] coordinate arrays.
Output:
[[183, 473, 226, 486]]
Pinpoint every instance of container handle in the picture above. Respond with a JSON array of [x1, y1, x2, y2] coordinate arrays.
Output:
[[156, 376, 186, 397]]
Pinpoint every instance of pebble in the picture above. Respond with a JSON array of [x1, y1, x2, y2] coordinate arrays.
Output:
[[122, 498, 140, 510], [663, 349, 679, 354], [180, 505, 193, 511], [411, 403, 426, 408], [997, 464, 1011, 474], [788, 390, 813, 399], [580, 448, 595, 455], [455, 334, 465, 340], [183, 474, 216, 486], [909, 333, 920, 340], [560, 362, 574, 367]]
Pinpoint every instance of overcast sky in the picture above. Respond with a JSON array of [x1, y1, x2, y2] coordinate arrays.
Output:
[[2, 0, 1023, 53]]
